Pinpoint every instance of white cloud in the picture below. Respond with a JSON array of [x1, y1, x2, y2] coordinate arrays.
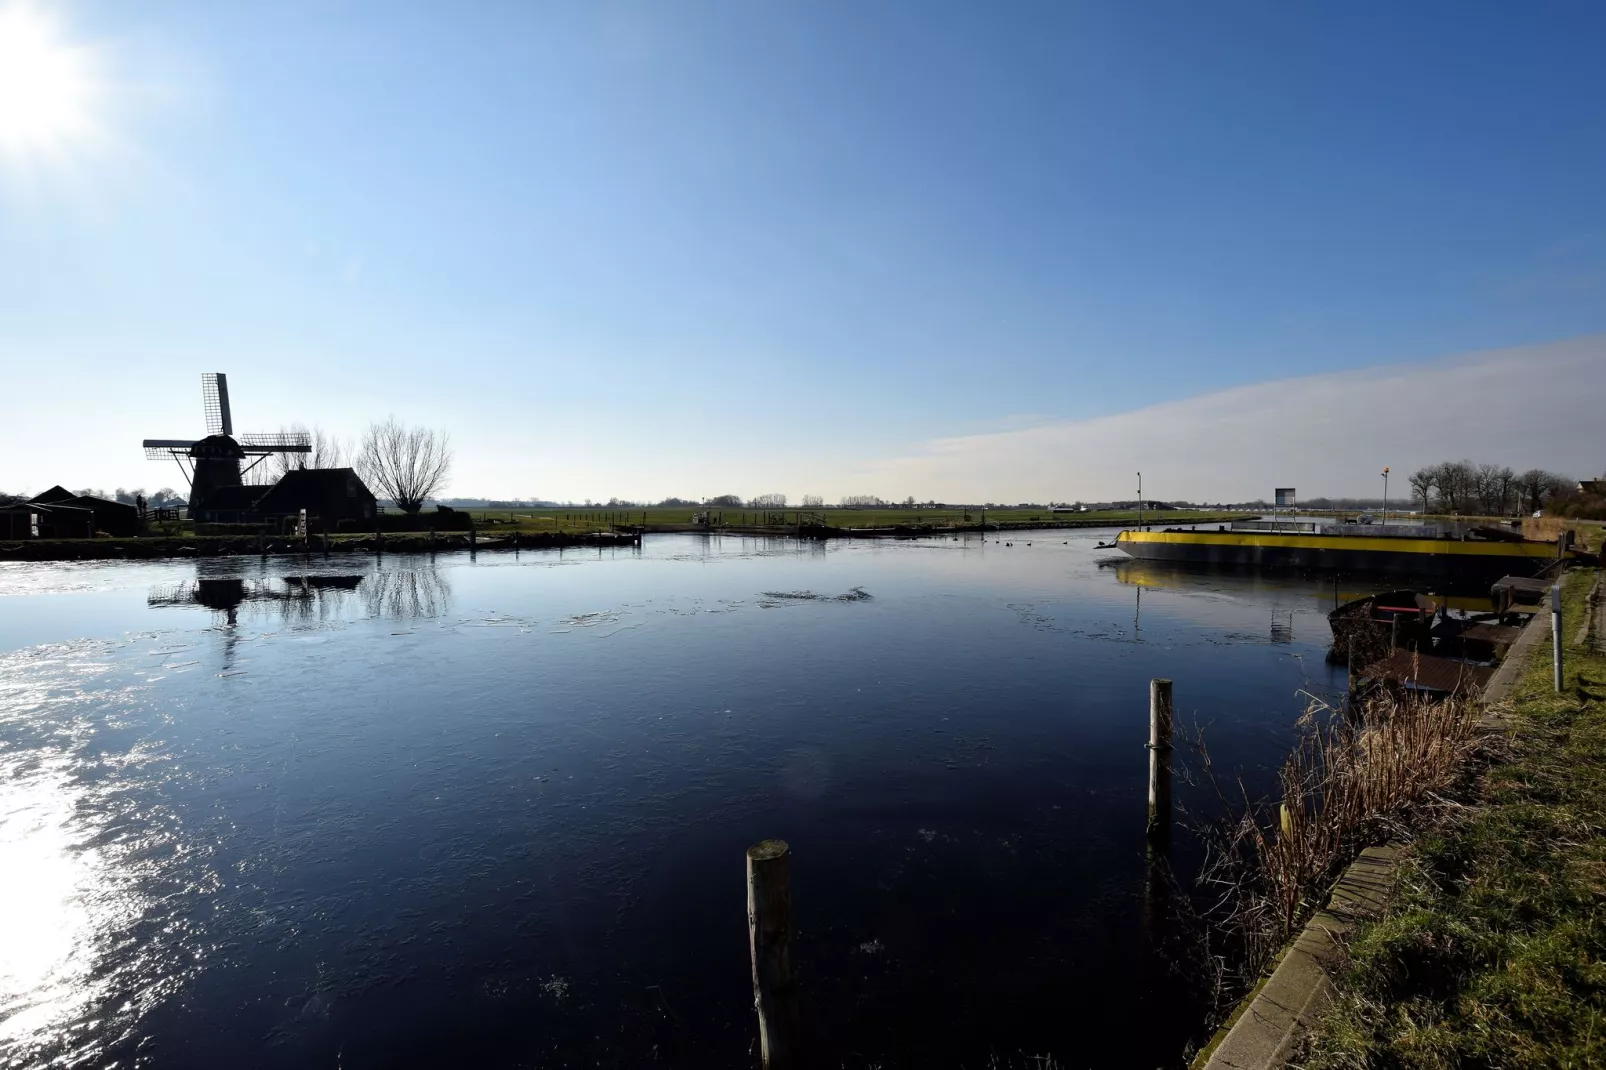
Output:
[[853, 334, 1606, 503]]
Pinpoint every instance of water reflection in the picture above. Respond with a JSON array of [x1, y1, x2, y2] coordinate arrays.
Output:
[[362, 567, 451, 620], [146, 566, 451, 624], [0, 654, 181, 1068]]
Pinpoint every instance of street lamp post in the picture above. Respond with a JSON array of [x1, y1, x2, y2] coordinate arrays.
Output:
[[1381, 467, 1390, 525]]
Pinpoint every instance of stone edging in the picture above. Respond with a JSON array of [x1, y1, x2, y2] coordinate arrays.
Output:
[[1196, 592, 1556, 1070]]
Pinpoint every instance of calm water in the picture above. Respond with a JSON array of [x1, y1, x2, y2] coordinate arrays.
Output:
[[0, 532, 1355, 1069]]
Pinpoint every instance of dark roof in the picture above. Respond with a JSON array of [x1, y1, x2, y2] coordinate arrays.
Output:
[[64, 495, 138, 513], [198, 485, 268, 512], [29, 485, 75, 504], [3, 500, 93, 514], [253, 468, 374, 513]]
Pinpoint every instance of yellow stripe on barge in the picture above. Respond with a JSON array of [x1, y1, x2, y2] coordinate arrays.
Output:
[[1115, 528, 1570, 580]]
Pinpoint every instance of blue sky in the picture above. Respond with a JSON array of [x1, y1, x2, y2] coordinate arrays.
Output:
[[2, 1, 1604, 501]]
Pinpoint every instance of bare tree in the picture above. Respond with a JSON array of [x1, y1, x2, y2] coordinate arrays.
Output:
[[1472, 463, 1506, 514], [1435, 460, 1475, 513], [800, 495, 824, 508], [1407, 467, 1437, 514], [749, 493, 787, 508], [355, 416, 453, 514], [1518, 469, 1571, 515], [839, 494, 885, 508], [242, 458, 277, 486], [267, 424, 354, 480], [1493, 466, 1517, 516]]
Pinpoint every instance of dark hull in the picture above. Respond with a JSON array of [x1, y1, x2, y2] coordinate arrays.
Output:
[[1118, 536, 1554, 582]]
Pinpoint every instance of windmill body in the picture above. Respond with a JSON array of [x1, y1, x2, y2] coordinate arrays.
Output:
[[143, 374, 310, 515]]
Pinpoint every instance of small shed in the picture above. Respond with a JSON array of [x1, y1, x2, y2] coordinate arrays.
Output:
[[62, 495, 141, 537], [1, 499, 95, 539]]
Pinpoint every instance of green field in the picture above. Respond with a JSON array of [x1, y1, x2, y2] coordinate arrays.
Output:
[[455, 507, 1253, 535]]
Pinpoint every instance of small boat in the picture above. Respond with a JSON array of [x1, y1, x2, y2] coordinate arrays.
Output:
[[1328, 590, 1437, 663]]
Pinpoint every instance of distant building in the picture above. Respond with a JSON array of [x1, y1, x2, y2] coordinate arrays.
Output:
[[3, 497, 93, 539], [1, 486, 140, 539], [29, 487, 140, 537], [1580, 479, 1604, 496]]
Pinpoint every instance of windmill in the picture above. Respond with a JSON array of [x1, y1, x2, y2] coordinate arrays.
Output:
[[143, 374, 311, 511]]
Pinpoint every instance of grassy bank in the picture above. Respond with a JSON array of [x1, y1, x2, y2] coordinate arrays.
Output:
[[468, 506, 1252, 533], [1302, 567, 1606, 1069]]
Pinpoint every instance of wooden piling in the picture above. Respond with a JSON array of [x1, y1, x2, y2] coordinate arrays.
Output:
[[1147, 679, 1173, 844], [747, 839, 799, 1070]]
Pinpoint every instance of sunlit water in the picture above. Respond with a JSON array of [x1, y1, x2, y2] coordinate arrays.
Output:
[[0, 532, 1356, 1068]]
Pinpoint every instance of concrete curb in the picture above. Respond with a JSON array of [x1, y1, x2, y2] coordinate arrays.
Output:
[[1197, 591, 1558, 1070], [1573, 575, 1601, 652], [1196, 846, 1398, 1069]]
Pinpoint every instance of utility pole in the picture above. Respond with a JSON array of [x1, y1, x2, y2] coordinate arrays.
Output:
[[1137, 472, 1143, 532], [1382, 466, 1390, 525]]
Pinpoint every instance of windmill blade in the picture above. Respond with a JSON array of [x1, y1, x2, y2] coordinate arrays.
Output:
[[144, 439, 194, 461], [202, 373, 233, 436], [239, 431, 312, 453]]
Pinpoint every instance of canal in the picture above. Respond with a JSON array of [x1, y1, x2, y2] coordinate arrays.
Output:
[[0, 531, 1353, 1068]]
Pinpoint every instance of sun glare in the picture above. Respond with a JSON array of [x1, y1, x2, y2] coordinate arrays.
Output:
[[0, 3, 99, 157]]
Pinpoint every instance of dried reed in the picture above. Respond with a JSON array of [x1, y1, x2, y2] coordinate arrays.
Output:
[[1196, 689, 1484, 972]]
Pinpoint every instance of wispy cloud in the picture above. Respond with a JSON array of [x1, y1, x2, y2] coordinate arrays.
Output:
[[854, 334, 1606, 502]]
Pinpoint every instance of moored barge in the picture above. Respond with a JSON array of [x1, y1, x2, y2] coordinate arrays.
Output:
[[1115, 521, 1586, 581]]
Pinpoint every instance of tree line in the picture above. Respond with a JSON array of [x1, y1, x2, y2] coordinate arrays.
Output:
[[1404, 461, 1580, 516]]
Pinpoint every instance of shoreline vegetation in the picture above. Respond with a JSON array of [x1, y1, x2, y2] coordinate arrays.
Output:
[[1186, 521, 1603, 1069], [0, 508, 1255, 562], [1298, 561, 1606, 1068]]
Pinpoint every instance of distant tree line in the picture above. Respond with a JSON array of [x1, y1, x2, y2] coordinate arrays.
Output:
[[1407, 460, 1579, 516], [0, 487, 188, 508]]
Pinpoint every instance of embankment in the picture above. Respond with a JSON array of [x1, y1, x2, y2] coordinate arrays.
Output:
[[0, 530, 640, 562], [658, 514, 1252, 539]]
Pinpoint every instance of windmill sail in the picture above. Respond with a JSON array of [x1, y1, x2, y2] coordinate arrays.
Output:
[[239, 431, 311, 454], [202, 373, 233, 436]]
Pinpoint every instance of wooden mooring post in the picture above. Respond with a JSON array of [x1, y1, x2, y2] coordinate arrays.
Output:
[[747, 839, 799, 1070], [1147, 679, 1173, 845]]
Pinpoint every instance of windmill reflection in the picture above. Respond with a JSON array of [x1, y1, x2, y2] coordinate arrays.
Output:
[[148, 575, 365, 626], [147, 567, 451, 625]]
